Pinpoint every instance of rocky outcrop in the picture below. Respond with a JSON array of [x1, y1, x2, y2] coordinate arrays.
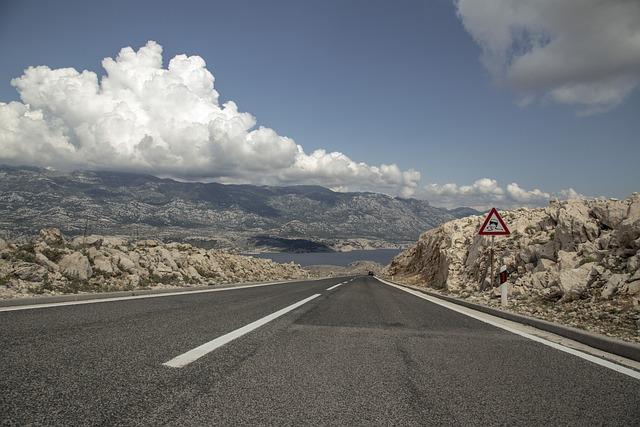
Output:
[[387, 194, 640, 342], [0, 229, 306, 298]]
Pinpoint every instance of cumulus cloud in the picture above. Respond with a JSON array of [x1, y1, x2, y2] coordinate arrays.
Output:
[[556, 187, 585, 200], [456, 0, 640, 114], [0, 41, 420, 196], [422, 178, 580, 210]]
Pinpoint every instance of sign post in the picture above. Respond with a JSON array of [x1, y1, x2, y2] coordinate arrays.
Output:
[[478, 208, 510, 296], [489, 236, 494, 290]]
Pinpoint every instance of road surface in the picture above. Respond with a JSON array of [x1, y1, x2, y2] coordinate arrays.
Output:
[[1, 276, 638, 425]]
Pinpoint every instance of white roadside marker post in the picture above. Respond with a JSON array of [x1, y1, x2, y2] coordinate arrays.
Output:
[[499, 264, 508, 306]]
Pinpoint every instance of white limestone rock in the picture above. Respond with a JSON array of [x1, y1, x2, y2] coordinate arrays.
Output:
[[58, 252, 93, 280], [35, 253, 59, 272], [39, 228, 66, 246], [601, 274, 627, 299]]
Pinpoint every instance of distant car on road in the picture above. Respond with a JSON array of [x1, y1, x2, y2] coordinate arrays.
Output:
[[368, 271, 375, 276]]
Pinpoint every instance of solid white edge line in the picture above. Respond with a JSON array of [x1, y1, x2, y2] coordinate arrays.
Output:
[[326, 283, 343, 290], [163, 293, 322, 368], [0, 279, 327, 312], [376, 278, 640, 381]]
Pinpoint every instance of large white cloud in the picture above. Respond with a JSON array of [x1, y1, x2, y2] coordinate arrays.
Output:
[[0, 41, 420, 196], [0, 41, 587, 207], [456, 0, 640, 114], [422, 178, 581, 210]]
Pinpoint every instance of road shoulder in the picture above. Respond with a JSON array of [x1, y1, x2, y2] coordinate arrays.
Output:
[[376, 277, 640, 377]]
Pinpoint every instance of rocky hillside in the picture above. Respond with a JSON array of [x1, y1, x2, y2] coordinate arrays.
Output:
[[0, 228, 305, 298], [387, 195, 640, 342], [0, 165, 478, 250]]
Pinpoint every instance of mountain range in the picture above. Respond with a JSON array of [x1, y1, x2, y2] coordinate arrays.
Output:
[[0, 165, 479, 251]]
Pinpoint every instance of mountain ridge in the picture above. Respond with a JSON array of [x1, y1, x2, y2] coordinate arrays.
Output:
[[0, 165, 479, 251]]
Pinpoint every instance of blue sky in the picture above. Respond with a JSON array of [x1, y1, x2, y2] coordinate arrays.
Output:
[[0, 0, 638, 208]]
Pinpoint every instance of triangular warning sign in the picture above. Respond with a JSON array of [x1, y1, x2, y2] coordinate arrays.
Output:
[[478, 207, 510, 236]]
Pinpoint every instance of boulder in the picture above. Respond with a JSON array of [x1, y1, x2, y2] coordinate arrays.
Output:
[[529, 270, 558, 289], [106, 249, 137, 273], [532, 241, 556, 261], [59, 252, 93, 280], [541, 286, 563, 302], [596, 235, 612, 250], [152, 263, 174, 277], [12, 263, 47, 282], [518, 247, 537, 265], [184, 265, 203, 281], [558, 263, 594, 301], [93, 255, 116, 275], [601, 274, 626, 299], [0, 238, 8, 251], [591, 199, 628, 229], [627, 282, 640, 296], [70, 235, 103, 249], [86, 247, 100, 261], [137, 239, 160, 247], [126, 274, 141, 288], [100, 236, 128, 247], [35, 253, 59, 272], [557, 251, 579, 270], [617, 193, 640, 248], [39, 228, 65, 246], [157, 248, 178, 270], [534, 258, 557, 273], [553, 200, 600, 250]]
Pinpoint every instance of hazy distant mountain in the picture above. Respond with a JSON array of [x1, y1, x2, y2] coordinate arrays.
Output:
[[0, 165, 480, 250]]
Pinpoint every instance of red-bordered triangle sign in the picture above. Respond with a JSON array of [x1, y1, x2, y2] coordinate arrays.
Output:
[[478, 207, 510, 236]]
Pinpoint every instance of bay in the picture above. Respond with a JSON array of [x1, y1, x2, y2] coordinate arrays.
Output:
[[247, 248, 402, 267]]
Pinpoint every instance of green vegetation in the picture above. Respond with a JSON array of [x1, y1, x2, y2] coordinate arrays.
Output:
[[578, 256, 598, 266], [40, 247, 65, 263], [139, 273, 182, 288], [27, 273, 56, 294], [18, 242, 35, 253], [59, 273, 96, 294], [194, 266, 218, 279], [91, 268, 114, 279], [12, 243, 36, 263]]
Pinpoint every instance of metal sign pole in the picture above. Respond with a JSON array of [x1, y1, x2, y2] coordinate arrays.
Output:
[[490, 235, 494, 290]]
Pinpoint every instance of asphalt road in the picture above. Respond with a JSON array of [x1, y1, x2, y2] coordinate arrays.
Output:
[[1, 276, 638, 426]]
